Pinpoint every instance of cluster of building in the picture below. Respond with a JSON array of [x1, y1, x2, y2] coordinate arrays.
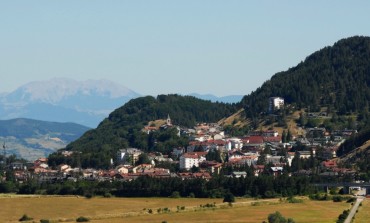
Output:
[[2, 97, 360, 183]]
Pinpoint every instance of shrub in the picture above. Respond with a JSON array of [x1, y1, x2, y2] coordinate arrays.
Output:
[[170, 191, 181, 198], [84, 193, 93, 199], [346, 197, 356, 203], [287, 196, 303, 203], [40, 220, 50, 223], [19, 214, 33, 221], [332, 196, 344, 202], [267, 211, 295, 223], [223, 192, 235, 203], [103, 192, 112, 198], [336, 210, 350, 223], [76, 216, 90, 222]]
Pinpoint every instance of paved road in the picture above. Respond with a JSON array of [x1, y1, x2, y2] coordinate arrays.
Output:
[[344, 196, 365, 223]]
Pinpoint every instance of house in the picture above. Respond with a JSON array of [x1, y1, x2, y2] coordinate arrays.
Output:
[[232, 171, 247, 178], [115, 165, 131, 174], [227, 138, 243, 150], [132, 164, 153, 173], [143, 126, 158, 134], [266, 155, 290, 166], [321, 160, 337, 169], [263, 136, 282, 144], [82, 169, 98, 178], [297, 151, 313, 159], [253, 165, 265, 176], [34, 158, 48, 166], [172, 147, 185, 158], [271, 167, 284, 177], [58, 164, 72, 173], [228, 155, 258, 167], [117, 148, 142, 165], [178, 172, 212, 180], [187, 140, 227, 153], [10, 162, 24, 170], [269, 97, 284, 112], [61, 151, 74, 157], [179, 152, 207, 170], [263, 130, 279, 137], [199, 161, 222, 174], [229, 150, 245, 160], [242, 136, 264, 148]]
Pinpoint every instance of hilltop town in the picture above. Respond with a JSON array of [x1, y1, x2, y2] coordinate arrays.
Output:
[[2, 97, 361, 193]]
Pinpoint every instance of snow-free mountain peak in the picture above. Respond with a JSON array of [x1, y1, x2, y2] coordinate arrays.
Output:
[[5, 78, 139, 104]]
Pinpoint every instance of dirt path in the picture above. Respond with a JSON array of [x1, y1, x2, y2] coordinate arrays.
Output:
[[344, 197, 365, 223]]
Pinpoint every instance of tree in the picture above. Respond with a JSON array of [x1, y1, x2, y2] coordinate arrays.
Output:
[[286, 129, 292, 142], [191, 165, 200, 173], [19, 214, 33, 222], [223, 191, 235, 203], [267, 211, 295, 223], [135, 153, 151, 166], [282, 130, 287, 143]]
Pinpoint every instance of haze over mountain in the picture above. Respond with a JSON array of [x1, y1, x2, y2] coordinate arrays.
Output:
[[0, 118, 90, 161], [0, 78, 141, 127], [0, 78, 246, 128]]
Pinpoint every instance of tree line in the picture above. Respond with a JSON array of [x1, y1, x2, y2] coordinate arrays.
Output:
[[0, 174, 315, 199]]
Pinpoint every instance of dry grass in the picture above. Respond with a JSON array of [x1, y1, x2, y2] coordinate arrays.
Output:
[[218, 109, 250, 128], [95, 198, 350, 223], [0, 195, 351, 223], [0, 195, 222, 223], [353, 199, 370, 223]]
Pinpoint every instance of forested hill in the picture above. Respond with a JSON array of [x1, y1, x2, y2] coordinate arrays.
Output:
[[240, 36, 370, 116], [60, 95, 236, 167]]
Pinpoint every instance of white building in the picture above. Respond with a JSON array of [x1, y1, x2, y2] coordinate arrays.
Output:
[[117, 148, 142, 165], [179, 152, 206, 170], [269, 97, 284, 112]]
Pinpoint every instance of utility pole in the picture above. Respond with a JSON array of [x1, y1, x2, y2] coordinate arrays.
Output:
[[2, 142, 6, 167]]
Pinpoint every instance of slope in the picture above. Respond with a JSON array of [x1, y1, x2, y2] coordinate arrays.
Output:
[[240, 36, 370, 117], [0, 118, 90, 160], [61, 94, 237, 168]]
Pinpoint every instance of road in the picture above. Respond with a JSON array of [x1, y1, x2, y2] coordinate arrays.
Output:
[[344, 196, 365, 223]]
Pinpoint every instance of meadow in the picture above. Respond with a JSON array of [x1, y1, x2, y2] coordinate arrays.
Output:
[[353, 198, 370, 223], [0, 195, 351, 223]]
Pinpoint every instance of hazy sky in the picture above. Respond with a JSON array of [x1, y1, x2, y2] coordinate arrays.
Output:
[[1, 1, 370, 96]]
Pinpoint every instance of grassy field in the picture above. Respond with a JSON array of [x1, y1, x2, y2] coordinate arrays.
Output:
[[0, 195, 351, 223], [353, 198, 370, 223]]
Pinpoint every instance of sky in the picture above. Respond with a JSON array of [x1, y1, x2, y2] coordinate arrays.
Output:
[[1, 1, 370, 97]]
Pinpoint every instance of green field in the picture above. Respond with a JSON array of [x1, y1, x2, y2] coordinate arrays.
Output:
[[0, 195, 351, 223]]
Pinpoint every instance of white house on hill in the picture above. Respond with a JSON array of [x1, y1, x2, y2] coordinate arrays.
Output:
[[269, 97, 284, 112]]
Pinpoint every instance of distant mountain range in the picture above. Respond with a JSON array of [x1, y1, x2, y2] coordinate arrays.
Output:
[[0, 78, 141, 127], [0, 118, 90, 161], [0, 78, 242, 128]]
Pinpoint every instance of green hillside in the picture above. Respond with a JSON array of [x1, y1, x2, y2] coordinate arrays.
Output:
[[52, 36, 370, 169], [58, 95, 237, 168], [240, 36, 370, 118], [0, 118, 90, 142], [0, 118, 90, 160]]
